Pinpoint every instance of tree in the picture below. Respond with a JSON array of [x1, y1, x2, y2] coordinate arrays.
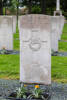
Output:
[[0, 0, 3, 15], [22, 0, 46, 14], [0, 0, 8, 15], [41, 0, 46, 14]]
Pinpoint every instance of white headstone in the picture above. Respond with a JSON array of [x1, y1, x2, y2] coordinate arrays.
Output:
[[59, 16, 65, 36], [19, 14, 51, 85], [13, 16, 17, 34], [0, 16, 13, 50], [51, 16, 60, 52], [51, 16, 64, 52]]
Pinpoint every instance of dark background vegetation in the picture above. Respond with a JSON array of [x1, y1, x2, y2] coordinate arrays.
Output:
[[0, 0, 67, 18]]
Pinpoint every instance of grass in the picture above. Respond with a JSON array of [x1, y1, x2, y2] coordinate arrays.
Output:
[[13, 26, 20, 50], [0, 55, 67, 83], [61, 33, 67, 40], [59, 41, 67, 52], [52, 56, 67, 83], [63, 23, 67, 33], [0, 55, 19, 80], [59, 23, 67, 52], [0, 22, 67, 83], [61, 23, 67, 40]]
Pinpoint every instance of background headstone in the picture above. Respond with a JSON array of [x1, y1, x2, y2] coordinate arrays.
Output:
[[51, 16, 64, 52], [51, 16, 59, 52], [0, 16, 13, 50], [59, 16, 65, 38], [12, 16, 17, 34], [19, 14, 51, 85]]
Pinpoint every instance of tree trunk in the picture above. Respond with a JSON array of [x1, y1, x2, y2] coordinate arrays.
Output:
[[41, 0, 46, 14], [17, 0, 19, 24], [0, 0, 3, 15]]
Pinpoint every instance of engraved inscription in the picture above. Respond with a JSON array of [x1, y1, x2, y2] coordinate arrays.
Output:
[[19, 14, 51, 84]]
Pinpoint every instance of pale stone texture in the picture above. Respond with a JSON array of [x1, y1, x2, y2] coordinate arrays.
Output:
[[54, 0, 62, 16], [59, 16, 65, 37], [19, 14, 51, 85], [51, 16, 64, 52], [13, 16, 17, 34], [56, 0, 60, 11], [51, 16, 59, 52], [0, 16, 13, 50]]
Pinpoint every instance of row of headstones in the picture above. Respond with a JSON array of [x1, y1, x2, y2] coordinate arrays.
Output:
[[0, 15, 64, 52], [0, 15, 65, 85]]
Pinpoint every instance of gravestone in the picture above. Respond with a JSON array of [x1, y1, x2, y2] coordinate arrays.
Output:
[[51, 16, 64, 52], [0, 16, 13, 50], [59, 16, 65, 38], [51, 16, 59, 52], [19, 14, 51, 85], [13, 16, 17, 34]]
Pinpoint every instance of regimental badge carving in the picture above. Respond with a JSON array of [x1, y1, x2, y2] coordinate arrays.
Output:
[[29, 38, 41, 51]]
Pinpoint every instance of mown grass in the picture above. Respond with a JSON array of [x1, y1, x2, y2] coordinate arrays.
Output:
[[52, 56, 67, 83], [13, 26, 20, 50], [0, 55, 67, 83], [61, 33, 67, 40], [61, 23, 67, 40], [59, 41, 67, 52], [59, 23, 67, 52], [63, 23, 67, 33], [0, 55, 19, 80], [0, 22, 67, 83]]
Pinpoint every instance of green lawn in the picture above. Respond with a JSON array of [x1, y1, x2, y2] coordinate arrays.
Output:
[[59, 41, 67, 52], [61, 33, 67, 40], [0, 22, 67, 83], [0, 55, 19, 80], [13, 26, 20, 50], [63, 23, 67, 33], [52, 56, 67, 83], [59, 23, 67, 52], [0, 55, 67, 83], [61, 23, 67, 40]]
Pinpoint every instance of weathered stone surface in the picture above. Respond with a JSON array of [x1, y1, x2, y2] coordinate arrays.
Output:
[[56, 0, 60, 11], [0, 16, 13, 50], [13, 16, 17, 34], [19, 14, 51, 85], [51, 16, 59, 52], [54, 0, 62, 16], [59, 16, 65, 37], [51, 16, 64, 52]]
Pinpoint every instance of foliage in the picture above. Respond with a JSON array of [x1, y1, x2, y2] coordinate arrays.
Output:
[[11, 0, 19, 9], [16, 84, 27, 99], [0, 48, 8, 54], [31, 5, 41, 14], [28, 85, 45, 99], [0, 0, 67, 15]]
